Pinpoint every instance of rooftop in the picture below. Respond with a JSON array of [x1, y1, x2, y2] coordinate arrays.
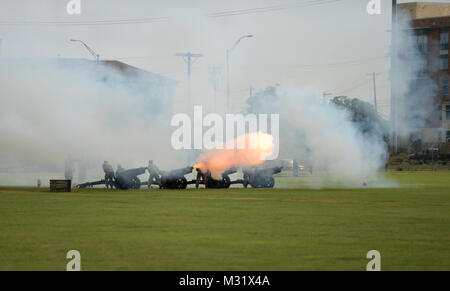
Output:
[[398, 2, 450, 21]]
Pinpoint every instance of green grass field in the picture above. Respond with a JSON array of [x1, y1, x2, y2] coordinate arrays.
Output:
[[0, 172, 449, 270]]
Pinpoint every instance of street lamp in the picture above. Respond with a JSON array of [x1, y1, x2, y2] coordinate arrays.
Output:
[[226, 34, 254, 112], [70, 39, 100, 61]]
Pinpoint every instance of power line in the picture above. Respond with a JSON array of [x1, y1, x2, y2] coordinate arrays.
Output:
[[143, 55, 388, 76], [209, 0, 342, 18], [0, 0, 344, 26], [115, 55, 173, 60], [232, 56, 388, 71], [332, 78, 372, 96]]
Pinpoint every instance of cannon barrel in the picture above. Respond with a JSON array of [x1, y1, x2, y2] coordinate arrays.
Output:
[[157, 166, 193, 189], [76, 180, 105, 188], [118, 167, 147, 179], [115, 167, 147, 190], [164, 166, 193, 179], [223, 166, 238, 176], [255, 166, 282, 177]]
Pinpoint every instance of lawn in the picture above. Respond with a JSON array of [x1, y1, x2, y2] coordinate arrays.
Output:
[[0, 171, 449, 270]]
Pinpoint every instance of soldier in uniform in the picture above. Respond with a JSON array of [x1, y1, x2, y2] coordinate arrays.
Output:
[[147, 160, 162, 189], [116, 164, 125, 177], [102, 161, 115, 189], [195, 168, 208, 189], [242, 166, 257, 188]]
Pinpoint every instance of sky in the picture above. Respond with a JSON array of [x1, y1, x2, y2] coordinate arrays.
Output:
[[1, 0, 449, 118]]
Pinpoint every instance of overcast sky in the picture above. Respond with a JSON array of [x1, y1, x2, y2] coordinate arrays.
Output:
[[1, 0, 449, 118]]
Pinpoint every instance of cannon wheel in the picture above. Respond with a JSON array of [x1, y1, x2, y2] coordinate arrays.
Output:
[[266, 177, 275, 188], [132, 177, 141, 189], [250, 176, 275, 188], [176, 177, 188, 189], [223, 176, 231, 188]]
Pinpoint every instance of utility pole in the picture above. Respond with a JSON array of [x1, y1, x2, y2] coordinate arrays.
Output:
[[176, 52, 204, 113], [368, 72, 380, 113], [390, 0, 398, 154], [226, 49, 230, 112], [322, 91, 332, 104], [209, 65, 219, 112]]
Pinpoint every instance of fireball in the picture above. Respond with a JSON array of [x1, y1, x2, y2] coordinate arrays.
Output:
[[194, 132, 274, 179]]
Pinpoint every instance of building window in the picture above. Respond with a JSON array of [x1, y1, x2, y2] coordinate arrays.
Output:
[[441, 54, 449, 70], [414, 29, 428, 53], [447, 105, 450, 121], [441, 28, 449, 50], [438, 131, 443, 143], [438, 105, 442, 121], [443, 80, 449, 96], [447, 131, 450, 142]]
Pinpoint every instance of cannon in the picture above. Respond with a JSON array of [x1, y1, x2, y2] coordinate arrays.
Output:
[[75, 179, 106, 188], [76, 166, 147, 190], [115, 167, 147, 189], [195, 167, 242, 189], [243, 166, 282, 188], [154, 166, 193, 189]]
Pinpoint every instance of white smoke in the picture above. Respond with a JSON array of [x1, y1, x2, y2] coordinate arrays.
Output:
[[246, 85, 390, 188], [0, 58, 185, 185], [394, 6, 439, 145]]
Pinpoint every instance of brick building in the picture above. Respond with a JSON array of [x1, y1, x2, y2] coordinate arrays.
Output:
[[397, 2, 450, 145]]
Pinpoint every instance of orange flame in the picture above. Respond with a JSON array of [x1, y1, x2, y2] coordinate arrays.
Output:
[[194, 132, 274, 179]]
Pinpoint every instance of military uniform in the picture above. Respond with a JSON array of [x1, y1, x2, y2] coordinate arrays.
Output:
[[116, 165, 125, 177], [242, 167, 256, 188], [195, 168, 207, 189], [147, 160, 161, 189]]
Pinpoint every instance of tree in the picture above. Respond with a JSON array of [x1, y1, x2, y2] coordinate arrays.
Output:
[[330, 96, 389, 141], [245, 86, 279, 114]]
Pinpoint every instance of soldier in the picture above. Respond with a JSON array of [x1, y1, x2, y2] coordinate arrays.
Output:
[[242, 166, 256, 188], [102, 161, 115, 189], [195, 168, 207, 189], [147, 160, 161, 189], [116, 164, 125, 177], [243, 171, 250, 188]]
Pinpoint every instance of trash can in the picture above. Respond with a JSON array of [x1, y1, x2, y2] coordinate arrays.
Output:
[[49, 180, 71, 192]]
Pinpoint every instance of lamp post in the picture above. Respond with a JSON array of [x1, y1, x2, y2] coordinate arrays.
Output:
[[226, 34, 254, 112], [70, 39, 100, 61]]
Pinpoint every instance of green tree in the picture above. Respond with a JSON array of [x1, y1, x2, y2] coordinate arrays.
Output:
[[330, 96, 389, 141], [245, 86, 279, 114]]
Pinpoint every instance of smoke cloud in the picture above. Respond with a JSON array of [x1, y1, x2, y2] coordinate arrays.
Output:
[[244, 85, 390, 188], [0, 1, 442, 187], [394, 9, 438, 145], [0, 58, 183, 185]]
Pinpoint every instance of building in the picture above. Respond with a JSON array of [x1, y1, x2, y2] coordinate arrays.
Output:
[[0, 57, 178, 115], [397, 2, 450, 146]]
